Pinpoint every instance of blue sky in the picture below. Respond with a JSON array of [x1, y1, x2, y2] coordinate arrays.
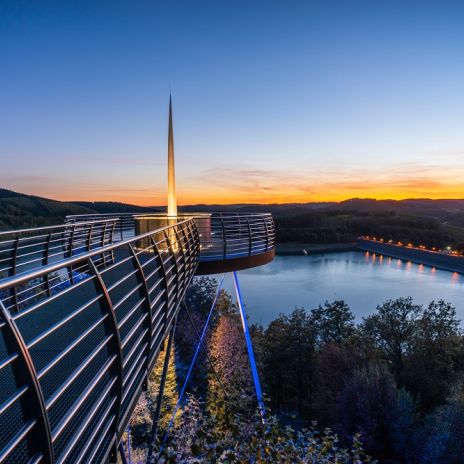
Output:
[[1, 1, 464, 204]]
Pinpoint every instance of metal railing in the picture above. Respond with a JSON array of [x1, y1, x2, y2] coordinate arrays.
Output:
[[0, 218, 199, 464], [197, 213, 275, 262], [66, 212, 276, 264], [0, 219, 118, 279], [66, 213, 140, 241]]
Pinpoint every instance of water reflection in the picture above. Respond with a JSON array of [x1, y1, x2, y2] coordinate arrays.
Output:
[[219, 252, 464, 326]]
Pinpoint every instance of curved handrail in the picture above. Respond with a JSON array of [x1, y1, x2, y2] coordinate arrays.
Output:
[[0, 219, 118, 283], [0, 218, 199, 463], [66, 213, 144, 240], [65, 212, 276, 272], [0, 219, 117, 237]]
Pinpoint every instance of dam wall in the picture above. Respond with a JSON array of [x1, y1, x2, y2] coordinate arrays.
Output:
[[357, 239, 464, 274]]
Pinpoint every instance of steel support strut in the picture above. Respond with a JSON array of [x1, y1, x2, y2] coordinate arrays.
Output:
[[232, 271, 265, 417], [146, 318, 177, 464]]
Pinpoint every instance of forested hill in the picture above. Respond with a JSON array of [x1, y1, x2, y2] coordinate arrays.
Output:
[[0, 189, 158, 230], [179, 198, 464, 223], [2, 189, 464, 250], [0, 189, 96, 229], [71, 201, 160, 214], [325, 198, 464, 224]]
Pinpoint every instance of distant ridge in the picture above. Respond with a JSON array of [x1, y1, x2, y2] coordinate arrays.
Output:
[[2, 188, 464, 230], [0, 188, 94, 230], [71, 201, 160, 214]]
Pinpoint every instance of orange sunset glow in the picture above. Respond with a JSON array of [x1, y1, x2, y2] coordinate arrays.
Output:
[[13, 161, 463, 206]]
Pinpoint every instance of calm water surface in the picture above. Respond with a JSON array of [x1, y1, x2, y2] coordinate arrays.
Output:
[[218, 252, 464, 325]]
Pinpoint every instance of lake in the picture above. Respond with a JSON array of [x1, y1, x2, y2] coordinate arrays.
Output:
[[217, 251, 464, 325]]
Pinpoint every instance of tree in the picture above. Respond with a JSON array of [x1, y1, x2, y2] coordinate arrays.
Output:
[[336, 363, 415, 462], [310, 340, 369, 426], [207, 311, 254, 431], [414, 380, 464, 464], [361, 297, 422, 377], [260, 308, 314, 415], [402, 300, 464, 410], [160, 395, 374, 464], [310, 300, 356, 347]]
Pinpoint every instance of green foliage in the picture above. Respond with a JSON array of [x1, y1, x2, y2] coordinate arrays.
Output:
[[254, 297, 463, 462], [361, 298, 464, 410], [311, 300, 356, 346], [259, 309, 314, 415], [160, 395, 374, 463], [0, 188, 94, 229], [0, 187, 156, 230], [127, 278, 464, 464], [275, 209, 464, 249], [207, 311, 254, 431], [413, 380, 464, 464], [361, 297, 423, 376], [336, 364, 415, 461]]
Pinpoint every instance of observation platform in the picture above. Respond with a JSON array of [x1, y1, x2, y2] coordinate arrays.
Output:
[[66, 212, 276, 275], [0, 212, 275, 463]]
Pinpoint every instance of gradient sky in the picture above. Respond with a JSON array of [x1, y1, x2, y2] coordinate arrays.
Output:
[[1, 1, 464, 205]]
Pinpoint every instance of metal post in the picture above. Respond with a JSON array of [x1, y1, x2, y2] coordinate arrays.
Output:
[[67, 226, 75, 284], [146, 319, 176, 464], [86, 222, 94, 251], [0, 301, 55, 463], [221, 215, 227, 260], [247, 219, 252, 256], [262, 216, 269, 252], [44, 231, 52, 296], [118, 441, 128, 464], [129, 243, 154, 375], [232, 271, 265, 417], [88, 260, 124, 460], [163, 228, 179, 325], [127, 425, 131, 464], [10, 234, 20, 310]]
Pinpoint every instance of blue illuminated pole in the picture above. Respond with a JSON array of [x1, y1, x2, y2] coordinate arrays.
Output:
[[127, 425, 131, 464], [233, 271, 265, 418], [156, 275, 225, 460]]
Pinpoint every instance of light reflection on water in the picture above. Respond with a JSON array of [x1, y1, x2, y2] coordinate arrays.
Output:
[[217, 252, 464, 326]]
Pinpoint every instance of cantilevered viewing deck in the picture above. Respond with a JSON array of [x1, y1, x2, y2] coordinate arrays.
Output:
[[0, 212, 275, 463], [66, 212, 276, 275]]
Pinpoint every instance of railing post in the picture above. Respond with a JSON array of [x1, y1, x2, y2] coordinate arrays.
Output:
[[43, 231, 52, 296], [10, 234, 20, 311], [0, 301, 55, 463], [110, 221, 117, 263], [88, 259, 124, 459], [183, 221, 196, 276], [101, 221, 108, 266], [173, 227, 186, 297], [247, 219, 252, 256], [128, 243, 154, 374], [163, 228, 180, 320], [86, 222, 94, 252], [262, 216, 269, 252], [67, 226, 76, 284], [150, 235, 170, 346], [221, 214, 227, 260], [101, 221, 108, 247]]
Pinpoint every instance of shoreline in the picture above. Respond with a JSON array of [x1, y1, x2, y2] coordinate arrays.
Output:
[[357, 239, 464, 275], [276, 242, 357, 255], [276, 240, 464, 275]]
